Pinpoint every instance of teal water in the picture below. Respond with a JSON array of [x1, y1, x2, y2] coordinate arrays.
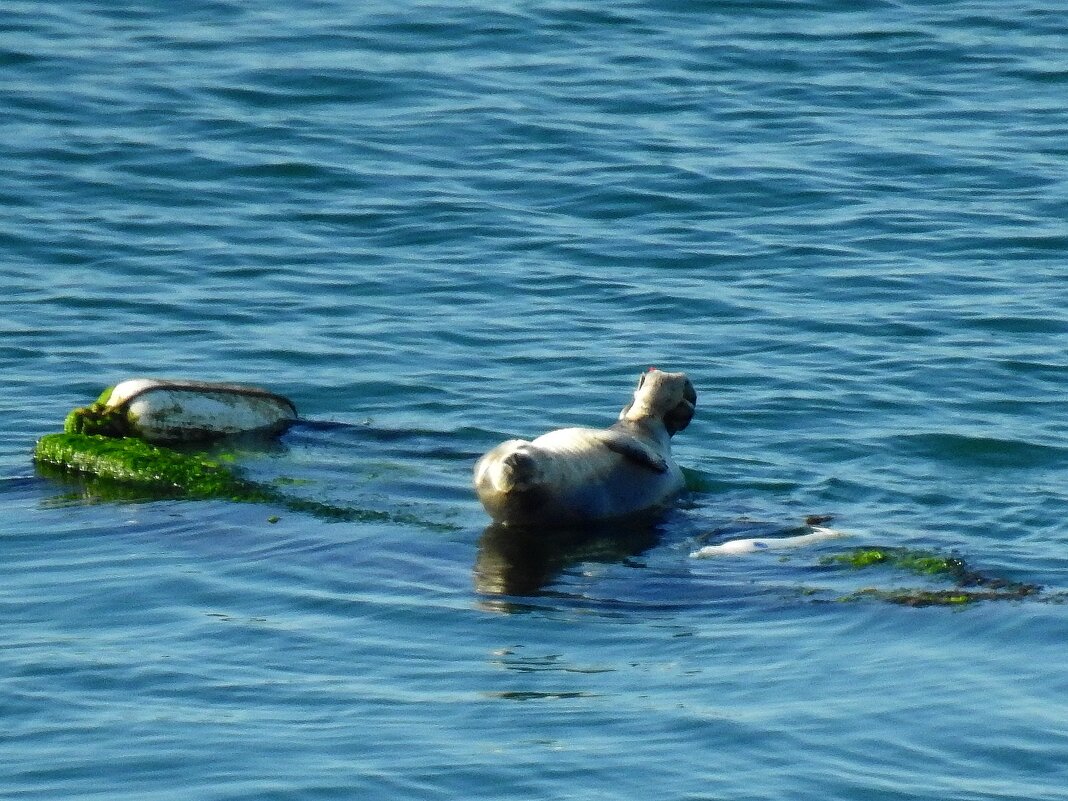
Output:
[[3, 1, 1068, 798]]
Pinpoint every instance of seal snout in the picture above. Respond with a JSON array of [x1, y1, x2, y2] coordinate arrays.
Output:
[[664, 378, 697, 435]]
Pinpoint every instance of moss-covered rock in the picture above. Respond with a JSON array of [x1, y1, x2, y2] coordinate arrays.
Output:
[[821, 545, 1041, 606], [34, 432, 458, 531], [821, 547, 964, 578], [35, 432, 267, 500], [840, 586, 1040, 607]]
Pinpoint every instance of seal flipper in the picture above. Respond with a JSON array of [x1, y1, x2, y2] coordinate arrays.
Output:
[[595, 430, 668, 473]]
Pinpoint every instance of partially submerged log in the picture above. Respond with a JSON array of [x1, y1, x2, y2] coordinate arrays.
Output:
[[64, 379, 297, 444]]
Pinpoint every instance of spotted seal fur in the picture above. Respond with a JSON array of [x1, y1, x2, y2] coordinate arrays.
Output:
[[474, 369, 696, 525]]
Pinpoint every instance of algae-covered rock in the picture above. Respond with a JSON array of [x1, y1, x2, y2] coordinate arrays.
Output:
[[840, 587, 1040, 607], [821, 547, 965, 578], [64, 379, 297, 443], [821, 545, 1041, 606], [35, 433, 268, 500], [33, 432, 458, 531]]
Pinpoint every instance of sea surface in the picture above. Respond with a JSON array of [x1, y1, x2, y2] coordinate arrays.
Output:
[[3, 1, 1068, 798]]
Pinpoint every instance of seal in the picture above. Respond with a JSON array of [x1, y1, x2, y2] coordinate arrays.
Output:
[[474, 368, 696, 525]]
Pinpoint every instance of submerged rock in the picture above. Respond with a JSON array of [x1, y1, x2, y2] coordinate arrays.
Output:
[[839, 587, 1040, 607], [821, 545, 1042, 606], [34, 432, 268, 500], [33, 432, 459, 531]]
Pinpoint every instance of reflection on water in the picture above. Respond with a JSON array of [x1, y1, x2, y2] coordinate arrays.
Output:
[[474, 514, 663, 598]]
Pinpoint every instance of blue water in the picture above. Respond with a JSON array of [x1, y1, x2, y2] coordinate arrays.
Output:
[[3, 1, 1068, 798]]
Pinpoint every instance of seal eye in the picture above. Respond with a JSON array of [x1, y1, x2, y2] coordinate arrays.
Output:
[[636, 372, 646, 390]]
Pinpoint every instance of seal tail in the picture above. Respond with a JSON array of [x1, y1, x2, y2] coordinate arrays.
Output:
[[501, 449, 538, 490], [475, 440, 540, 494]]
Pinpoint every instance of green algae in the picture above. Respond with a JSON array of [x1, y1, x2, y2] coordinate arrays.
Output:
[[36, 433, 268, 500], [820, 545, 1042, 606], [821, 547, 964, 578], [64, 387, 133, 437], [839, 587, 1040, 607], [34, 432, 459, 531], [821, 546, 1035, 590], [64, 399, 131, 438]]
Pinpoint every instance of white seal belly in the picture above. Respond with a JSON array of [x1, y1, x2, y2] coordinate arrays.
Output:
[[474, 369, 696, 526]]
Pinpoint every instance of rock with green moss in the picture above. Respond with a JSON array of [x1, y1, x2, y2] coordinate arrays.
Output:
[[840, 586, 1040, 607], [34, 432, 458, 531], [35, 432, 271, 501], [64, 379, 297, 443], [821, 547, 964, 578], [821, 545, 1041, 606]]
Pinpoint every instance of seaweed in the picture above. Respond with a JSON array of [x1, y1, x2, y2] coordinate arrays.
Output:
[[839, 587, 1040, 607], [821, 545, 1041, 606], [64, 386, 131, 438], [33, 432, 458, 531], [36, 433, 254, 498], [821, 547, 965, 579]]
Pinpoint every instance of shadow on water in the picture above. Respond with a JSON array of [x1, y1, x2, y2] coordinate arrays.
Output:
[[474, 513, 664, 599]]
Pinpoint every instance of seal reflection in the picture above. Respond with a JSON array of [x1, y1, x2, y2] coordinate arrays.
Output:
[[474, 514, 663, 598]]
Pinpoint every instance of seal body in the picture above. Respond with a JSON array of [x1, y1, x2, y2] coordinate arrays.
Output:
[[474, 369, 696, 526]]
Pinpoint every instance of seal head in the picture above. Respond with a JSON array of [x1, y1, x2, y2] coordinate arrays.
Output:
[[619, 368, 697, 435]]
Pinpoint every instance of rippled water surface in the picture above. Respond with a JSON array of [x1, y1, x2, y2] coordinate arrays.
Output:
[[3, 1, 1068, 798]]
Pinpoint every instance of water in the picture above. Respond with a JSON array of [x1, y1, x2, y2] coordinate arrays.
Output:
[[3, 1, 1068, 798]]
